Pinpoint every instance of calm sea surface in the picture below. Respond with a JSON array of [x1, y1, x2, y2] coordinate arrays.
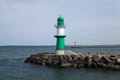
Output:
[[0, 46, 120, 80]]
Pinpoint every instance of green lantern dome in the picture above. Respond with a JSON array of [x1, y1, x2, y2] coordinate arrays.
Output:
[[57, 16, 64, 26], [57, 16, 64, 21]]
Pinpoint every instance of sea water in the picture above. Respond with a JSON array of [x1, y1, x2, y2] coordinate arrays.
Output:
[[0, 46, 120, 80]]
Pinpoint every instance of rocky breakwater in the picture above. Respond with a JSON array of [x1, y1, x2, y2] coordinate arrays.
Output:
[[24, 52, 120, 70]]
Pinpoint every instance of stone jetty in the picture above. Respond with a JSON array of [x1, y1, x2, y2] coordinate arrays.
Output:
[[24, 52, 120, 70]]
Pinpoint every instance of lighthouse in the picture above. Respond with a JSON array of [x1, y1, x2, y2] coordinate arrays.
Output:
[[54, 16, 66, 55]]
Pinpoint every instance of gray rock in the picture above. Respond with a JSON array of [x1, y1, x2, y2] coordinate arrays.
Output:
[[59, 63, 71, 67], [24, 52, 120, 70]]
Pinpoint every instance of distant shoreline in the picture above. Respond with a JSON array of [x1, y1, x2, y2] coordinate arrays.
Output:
[[71, 45, 120, 48], [1, 45, 120, 48]]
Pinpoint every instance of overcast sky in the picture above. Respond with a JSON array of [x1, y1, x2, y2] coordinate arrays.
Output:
[[0, 0, 120, 46]]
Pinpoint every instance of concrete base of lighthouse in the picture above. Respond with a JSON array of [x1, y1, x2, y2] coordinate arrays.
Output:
[[55, 50, 77, 55], [55, 50, 65, 55]]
